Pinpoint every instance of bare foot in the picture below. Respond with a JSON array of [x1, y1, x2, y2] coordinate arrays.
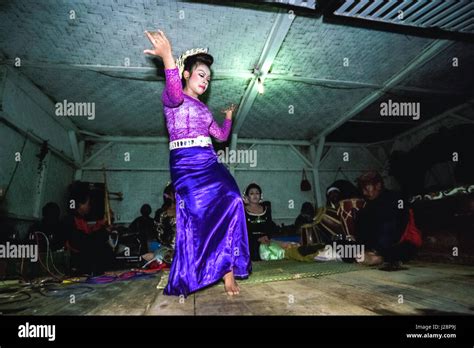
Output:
[[363, 251, 384, 266], [223, 271, 240, 296]]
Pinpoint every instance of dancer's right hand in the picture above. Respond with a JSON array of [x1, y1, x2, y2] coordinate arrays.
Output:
[[144, 30, 172, 59]]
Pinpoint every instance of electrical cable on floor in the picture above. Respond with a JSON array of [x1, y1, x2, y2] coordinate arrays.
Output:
[[0, 268, 158, 313], [0, 285, 33, 313], [0, 278, 96, 314], [0, 290, 32, 305], [34, 233, 61, 281], [0, 233, 162, 312], [86, 270, 158, 284], [38, 284, 95, 298], [34, 231, 65, 279]]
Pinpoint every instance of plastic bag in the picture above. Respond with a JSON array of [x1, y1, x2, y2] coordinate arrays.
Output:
[[259, 241, 285, 260], [399, 209, 422, 247]]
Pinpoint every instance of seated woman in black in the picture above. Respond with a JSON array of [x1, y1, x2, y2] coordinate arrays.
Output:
[[243, 183, 279, 261]]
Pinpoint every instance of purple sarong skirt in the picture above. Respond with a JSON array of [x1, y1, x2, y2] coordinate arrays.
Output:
[[163, 146, 251, 296]]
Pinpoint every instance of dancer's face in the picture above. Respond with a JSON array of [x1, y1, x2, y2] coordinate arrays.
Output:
[[183, 63, 211, 96], [247, 188, 261, 204]]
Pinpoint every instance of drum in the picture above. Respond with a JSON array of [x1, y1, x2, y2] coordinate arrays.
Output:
[[337, 198, 366, 239], [300, 223, 322, 246]]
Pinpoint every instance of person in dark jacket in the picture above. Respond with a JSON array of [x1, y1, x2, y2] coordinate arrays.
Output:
[[129, 204, 155, 254], [294, 202, 315, 231], [355, 171, 417, 269], [28, 202, 65, 252], [63, 182, 114, 275]]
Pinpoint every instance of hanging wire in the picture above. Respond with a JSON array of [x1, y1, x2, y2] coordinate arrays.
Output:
[[3, 133, 28, 199]]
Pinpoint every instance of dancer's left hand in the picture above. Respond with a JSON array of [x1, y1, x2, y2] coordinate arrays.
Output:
[[221, 103, 237, 120]]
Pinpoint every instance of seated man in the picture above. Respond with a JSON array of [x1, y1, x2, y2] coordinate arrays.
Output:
[[311, 187, 346, 244], [355, 171, 420, 270], [294, 202, 315, 231], [28, 202, 65, 252], [129, 204, 155, 254], [62, 182, 114, 276]]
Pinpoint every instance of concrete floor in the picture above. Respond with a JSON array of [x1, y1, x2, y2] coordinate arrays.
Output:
[[149, 262, 474, 315], [3, 261, 473, 316]]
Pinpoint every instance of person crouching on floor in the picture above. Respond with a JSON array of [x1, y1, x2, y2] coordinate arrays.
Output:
[[355, 171, 421, 270]]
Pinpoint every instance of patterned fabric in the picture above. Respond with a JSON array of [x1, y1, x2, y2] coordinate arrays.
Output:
[[337, 198, 366, 238], [409, 184, 474, 203], [313, 206, 345, 243]]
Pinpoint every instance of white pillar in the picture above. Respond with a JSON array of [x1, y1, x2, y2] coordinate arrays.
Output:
[[229, 133, 238, 177], [310, 137, 325, 208]]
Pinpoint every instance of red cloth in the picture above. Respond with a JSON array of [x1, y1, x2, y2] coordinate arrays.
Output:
[[146, 261, 170, 271], [74, 216, 105, 235], [399, 209, 422, 247]]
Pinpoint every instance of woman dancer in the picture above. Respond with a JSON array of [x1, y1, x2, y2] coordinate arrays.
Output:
[[144, 30, 251, 296]]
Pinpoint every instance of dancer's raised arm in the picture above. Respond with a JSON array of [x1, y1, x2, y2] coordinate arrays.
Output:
[[144, 30, 183, 107], [209, 103, 237, 141], [144, 30, 175, 68]]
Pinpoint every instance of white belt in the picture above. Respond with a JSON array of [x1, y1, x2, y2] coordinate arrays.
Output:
[[169, 136, 212, 150]]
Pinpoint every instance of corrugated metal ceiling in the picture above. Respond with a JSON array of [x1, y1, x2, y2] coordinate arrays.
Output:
[[0, 0, 472, 142]]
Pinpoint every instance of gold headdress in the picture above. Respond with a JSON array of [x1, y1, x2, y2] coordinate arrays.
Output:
[[175, 48, 209, 79]]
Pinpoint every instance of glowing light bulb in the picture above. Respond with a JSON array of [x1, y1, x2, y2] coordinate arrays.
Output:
[[257, 77, 264, 94]]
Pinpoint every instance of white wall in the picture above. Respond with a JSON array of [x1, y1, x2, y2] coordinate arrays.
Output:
[[0, 67, 75, 238], [80, 141, 388, 226], [0, 123, 74, 237], [81, 142, 316, 225], [318, 143, 389, 200]]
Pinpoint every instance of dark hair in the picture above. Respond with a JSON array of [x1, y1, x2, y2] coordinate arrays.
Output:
[[161, 183, 175, 210], [245, 183, 262, 197], [68, 181, 90, 209], [356, 171, 384, 189], [181, 53, 214, 88], [300, 202, 314, 217], [42, 202, 60, 220], [140, 204, 152, 216]]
